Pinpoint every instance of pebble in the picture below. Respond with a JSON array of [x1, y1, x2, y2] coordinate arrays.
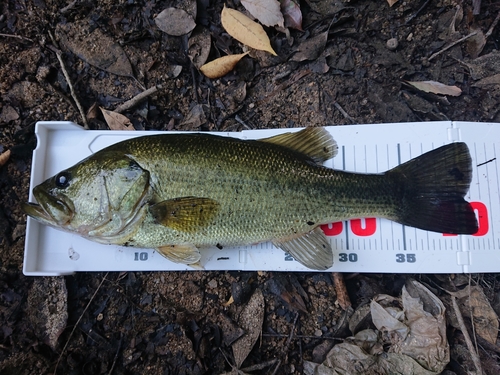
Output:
[[386, 38, 399, 51]]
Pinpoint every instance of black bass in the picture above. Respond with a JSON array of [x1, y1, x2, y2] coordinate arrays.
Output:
[[23, 128, 478, 270]]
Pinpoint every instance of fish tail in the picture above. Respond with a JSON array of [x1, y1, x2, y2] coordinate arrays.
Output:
[[388, 143, 478, 234]]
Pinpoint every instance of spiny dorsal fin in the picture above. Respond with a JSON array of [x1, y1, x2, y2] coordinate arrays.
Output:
[[260, 127, 338, 163], [272, 227, 333, 270], [150, 197, 220, 232]]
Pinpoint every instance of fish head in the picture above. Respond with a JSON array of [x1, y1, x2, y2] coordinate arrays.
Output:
[[23, 151, 151, 241]]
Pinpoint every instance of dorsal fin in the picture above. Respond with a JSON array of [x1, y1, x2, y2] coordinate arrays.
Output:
[[260, 127, 338, 163]]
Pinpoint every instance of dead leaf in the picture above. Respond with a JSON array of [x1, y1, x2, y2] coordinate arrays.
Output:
[[221, 6, 277, 56], [466, 27, 486, 59], [0, 150, 11, 167], [232, 288, 265, 368], [200, 53, 249, 78], [179, 104, 207, 130], [460, 50, 500, 80], [454, 285, 499, 345], [155, 8, 196, 36], [100, 107, 134, 130], [188, 28, 212, 69], [472, 73, 500, 88], [387, 0, 399, 6], [406, 81, 462, 96], [281, 0, 303, 31], [291, 32, 328, 62], [241, 0, 284, 27], [56, 21, 133, 77]]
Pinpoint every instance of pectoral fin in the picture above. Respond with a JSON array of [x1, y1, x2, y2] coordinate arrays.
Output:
[[150, 197, 220, 232], [157, 244, 202, 265], [272, 227, 333, 270]]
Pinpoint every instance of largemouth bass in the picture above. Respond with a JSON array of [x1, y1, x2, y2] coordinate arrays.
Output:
[[23, 128, 478, 270]]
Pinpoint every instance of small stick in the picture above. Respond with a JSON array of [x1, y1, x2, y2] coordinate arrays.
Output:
[[333, 272, 352, 310], [485, 10, 500, 39], [428, 32, 478, 61], [54, 272, 109, 375], [114, 85, 162, 114], [451, 295, 484, 375], [405, 0, 431, 25], [0, 33, 34, 43], [333, 102, 355, 124]]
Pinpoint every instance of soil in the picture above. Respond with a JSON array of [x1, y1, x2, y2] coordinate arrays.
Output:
[[1, 0, 500, 374]]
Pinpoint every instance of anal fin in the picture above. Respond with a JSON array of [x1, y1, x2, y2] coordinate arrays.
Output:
[[272, 227, 333, 270], [157, 244, 202, 265]]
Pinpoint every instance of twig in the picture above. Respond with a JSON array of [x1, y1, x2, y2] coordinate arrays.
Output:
[[262, 333, 343, 341], [240, 359, 278, 373], [54, 272, 109, 375], [451, 295, 484, 375], [485, 10, 500, 39], [333, 102, 355, 124], [107, 333, 122, 375], [405, 0, 431, 25], [0, 33, 34, 43], [114, 85, 162, 114], [333, 272, 352, 310], [428, 32, 478, 61]]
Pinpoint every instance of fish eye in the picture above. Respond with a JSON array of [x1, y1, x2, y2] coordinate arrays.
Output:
[[55, 172, 71, 188]]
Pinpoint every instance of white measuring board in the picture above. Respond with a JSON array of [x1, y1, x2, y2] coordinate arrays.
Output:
[[23, 121, 500, 276]]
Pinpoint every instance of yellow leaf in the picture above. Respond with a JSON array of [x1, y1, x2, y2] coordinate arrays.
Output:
[[100, 107, 134, 130], [221, 6, 277, 56], [199, 53, 249, 79]]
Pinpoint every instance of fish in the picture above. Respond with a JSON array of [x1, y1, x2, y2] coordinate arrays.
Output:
[[23, 127, 478, 270]]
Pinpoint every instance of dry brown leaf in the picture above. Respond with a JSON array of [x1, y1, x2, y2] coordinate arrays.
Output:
[[100, 107, 134, 130], [154, 8, 196, 36], [199, 53, 249, 78], [291, 32, 328, 62], [466, 27, 486, 59], [188, 28, 212, 69], [221, 6, 277, 56], [406, 80, 462, 96], [281, 0, 303, 31], [232, 288, 265, 368], [387, 0, 399, 7], [472, 73, 500, 88], [0, 150, 11, 167], [241, 0, 284, 27], [454, 286, 499, 345], [56, 21, 133, 78]]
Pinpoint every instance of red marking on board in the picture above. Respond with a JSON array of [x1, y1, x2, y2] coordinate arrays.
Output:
[[321, 222, 343, 236], [443, 201, 488, 237], [350, 218, 377, 236]]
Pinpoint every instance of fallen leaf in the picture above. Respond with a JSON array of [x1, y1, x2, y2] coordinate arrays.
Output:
[[454, 285, 499, 345], [221, 6, 277, 56], [291, 32, 328, 62], [232, 288, 265, 368], [100, 107, 134, 130], [200, 53, 249, 78], [406, 80, 462, 96], [188, 28, 212, 69], [0, 150, 11, 167], [241, 0, 284, 27], [0, 105, 19, 122], [56, 21, 133, 77], [465, 27, 486, 59], [460, 50, 500, 80], [472, 73, 500, 88], [155, 8, 196, 36], [281, 0, 303, 31], [179, 104, 207, 130], [387, 0, 399, 6]]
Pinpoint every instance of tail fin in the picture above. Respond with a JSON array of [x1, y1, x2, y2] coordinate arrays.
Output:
[[388, 143, 478, 234]]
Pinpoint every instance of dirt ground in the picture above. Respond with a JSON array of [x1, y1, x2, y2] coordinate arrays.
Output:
[[1, 0, 500, 374]]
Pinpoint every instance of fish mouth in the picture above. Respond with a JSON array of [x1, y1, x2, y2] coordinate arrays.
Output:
[[23, 187, 74, 227]]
